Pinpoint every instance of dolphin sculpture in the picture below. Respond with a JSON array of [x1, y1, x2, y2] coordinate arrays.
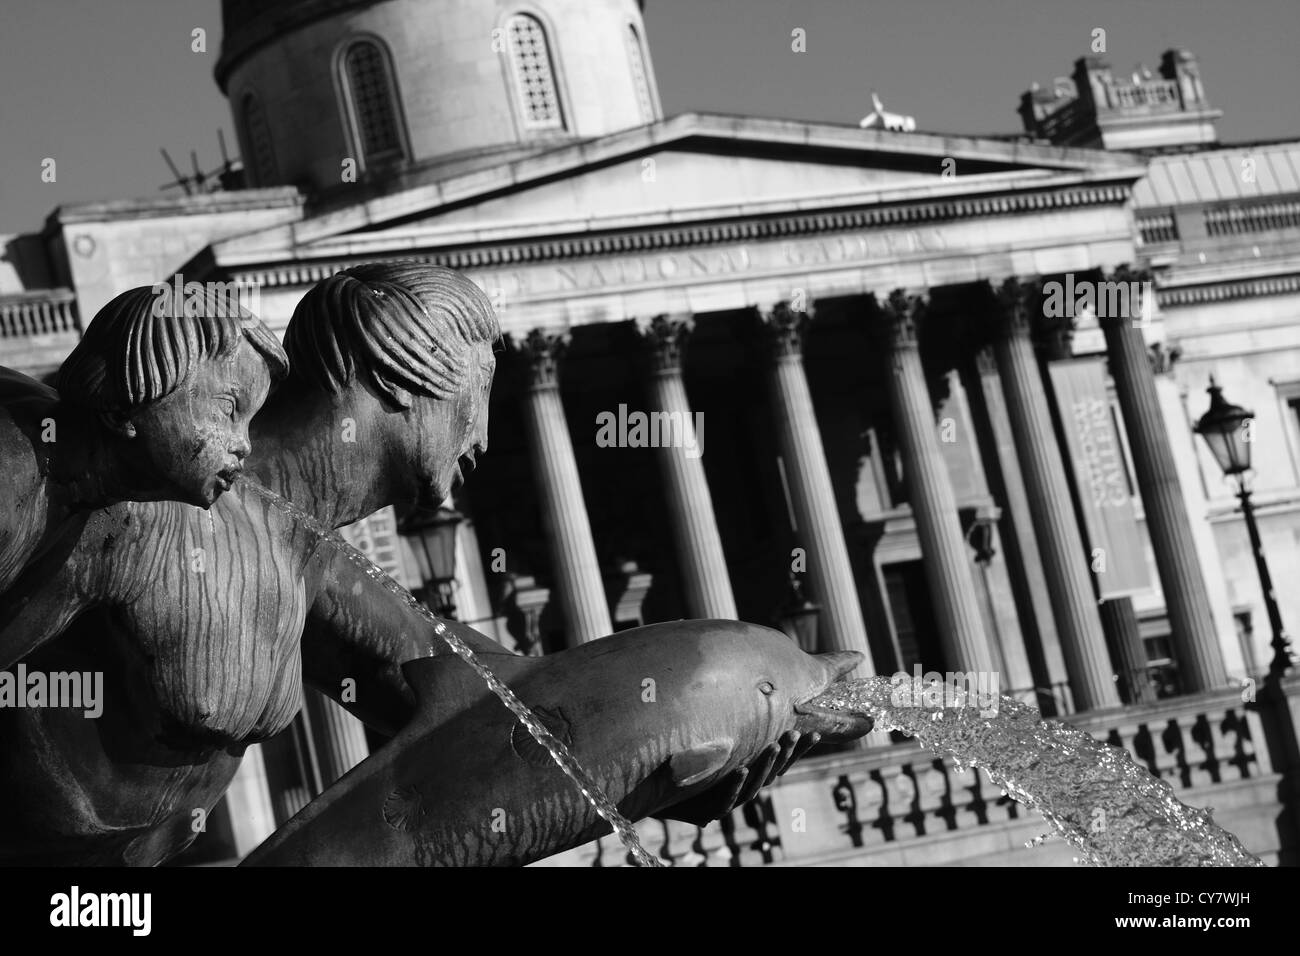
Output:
[[243, 620, 873, 866]]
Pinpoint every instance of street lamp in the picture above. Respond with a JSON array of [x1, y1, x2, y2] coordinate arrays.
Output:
[[399, 505, 463, 619], [777, 570, 821, 653], [1194, 378, 1293, 677]]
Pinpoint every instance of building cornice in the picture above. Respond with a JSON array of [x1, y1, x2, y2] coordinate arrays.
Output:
[[52, 188, 304, 225], [1158, 272, 1300, 306], [220, 179, 1134, 289]]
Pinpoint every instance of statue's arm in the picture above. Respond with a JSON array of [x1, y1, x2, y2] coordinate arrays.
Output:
[[301, 544, 511, 735]]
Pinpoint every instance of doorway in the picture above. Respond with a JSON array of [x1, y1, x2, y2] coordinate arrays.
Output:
[[882, 560, 946, 673]]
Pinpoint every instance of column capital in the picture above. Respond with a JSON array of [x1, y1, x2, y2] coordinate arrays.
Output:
[[757, 301, 811, 359], [993, 275, 1041, 340], [878, 288, 927, 349], [634, 313, 694, 373], [509, 327, 570, 390], [1037, 309, 1076, 361]]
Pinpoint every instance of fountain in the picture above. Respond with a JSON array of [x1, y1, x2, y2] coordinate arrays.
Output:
[[0, 261, 1267, 867]]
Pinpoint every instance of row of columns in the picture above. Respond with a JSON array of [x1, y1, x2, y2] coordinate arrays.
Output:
[[493, 267, 1227, 712], [294, 263, 1229, 810], [507, 303, 877, 667]]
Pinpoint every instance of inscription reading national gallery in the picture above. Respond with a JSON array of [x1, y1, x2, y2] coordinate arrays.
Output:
[[472, 227, 948, 299]]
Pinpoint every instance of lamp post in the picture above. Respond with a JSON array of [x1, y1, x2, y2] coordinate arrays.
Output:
[[399, 505, 463, 619], [1194, 378, 1293, 677], [777, 570, 821, 654]]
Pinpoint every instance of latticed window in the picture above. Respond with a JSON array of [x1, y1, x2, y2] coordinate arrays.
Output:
[[344, 40, 404, 164], [626, 25, 655, 124], [506, 14, 565, 131], [240, 92, 277, 186]]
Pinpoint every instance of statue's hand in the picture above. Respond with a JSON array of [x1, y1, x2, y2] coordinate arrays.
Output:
[[660, 730, 822, 826]]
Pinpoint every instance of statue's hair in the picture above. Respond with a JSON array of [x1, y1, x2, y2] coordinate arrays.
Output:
[[283, 261, 500, 406], [57, 283, 289, 412]]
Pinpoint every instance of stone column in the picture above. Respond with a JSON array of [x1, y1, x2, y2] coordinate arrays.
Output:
[[962, 348, 1073, 713], [1100, 266, 1228, 691], [513, 328, 612, 646], [759, 303, 874, 674], [879, 290, 995, 674], [1038, 301, 1149, 707], [301, 688, 370, 787], [1099, 599, 1155, 704], [1153, 347, 1246, 677], [992, 278, 1119, 711], [635, 314, 737, 619]]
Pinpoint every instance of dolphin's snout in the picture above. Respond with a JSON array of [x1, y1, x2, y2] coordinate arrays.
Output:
[[793, 649, 873, 742]]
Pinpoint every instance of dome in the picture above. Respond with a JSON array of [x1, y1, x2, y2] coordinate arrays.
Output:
[[217, 0, 659, 194]]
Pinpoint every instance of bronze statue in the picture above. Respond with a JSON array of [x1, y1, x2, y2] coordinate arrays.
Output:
[[0, 284, 286, 598], [0, 263, 867, 866]]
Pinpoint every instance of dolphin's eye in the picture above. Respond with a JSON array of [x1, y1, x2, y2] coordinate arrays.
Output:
[[758, 680, 775, 696]]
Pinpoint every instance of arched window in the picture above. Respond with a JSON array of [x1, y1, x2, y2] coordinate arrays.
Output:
[[341, 39, 406, 166], [626, 24, 656, 124], [505, 13, 565, 131], [240, 91, 278, 186]]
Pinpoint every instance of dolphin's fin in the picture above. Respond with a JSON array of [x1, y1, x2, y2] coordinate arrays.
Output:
[[401, 651, 543, 729], [668, 739, 736, 787]]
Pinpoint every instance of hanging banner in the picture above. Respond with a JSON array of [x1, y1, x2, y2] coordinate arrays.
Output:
[[1048, 358, 1151, 598]]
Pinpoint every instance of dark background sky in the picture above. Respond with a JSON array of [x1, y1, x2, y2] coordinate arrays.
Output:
[[2, 0, 1297, 234]]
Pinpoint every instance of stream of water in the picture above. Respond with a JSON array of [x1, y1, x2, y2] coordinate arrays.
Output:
[[241, 479, 663, 867], [808, 675, 1264, 866]]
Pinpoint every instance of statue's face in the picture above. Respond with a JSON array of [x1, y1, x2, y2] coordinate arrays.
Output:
[[410, 341, 495, 509], [123, 338, 273, 507]]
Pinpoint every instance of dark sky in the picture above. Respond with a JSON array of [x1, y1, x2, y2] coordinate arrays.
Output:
[[2, 0, 1297, 234]]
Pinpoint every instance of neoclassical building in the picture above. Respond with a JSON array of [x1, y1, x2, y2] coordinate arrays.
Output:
[[2, 1, 1297, 865]]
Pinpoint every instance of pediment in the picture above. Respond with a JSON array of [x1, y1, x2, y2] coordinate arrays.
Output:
[[209, 112, 1146, 268]]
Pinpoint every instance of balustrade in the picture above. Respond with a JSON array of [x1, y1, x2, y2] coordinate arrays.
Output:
[[0, 291, 79, 338]]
